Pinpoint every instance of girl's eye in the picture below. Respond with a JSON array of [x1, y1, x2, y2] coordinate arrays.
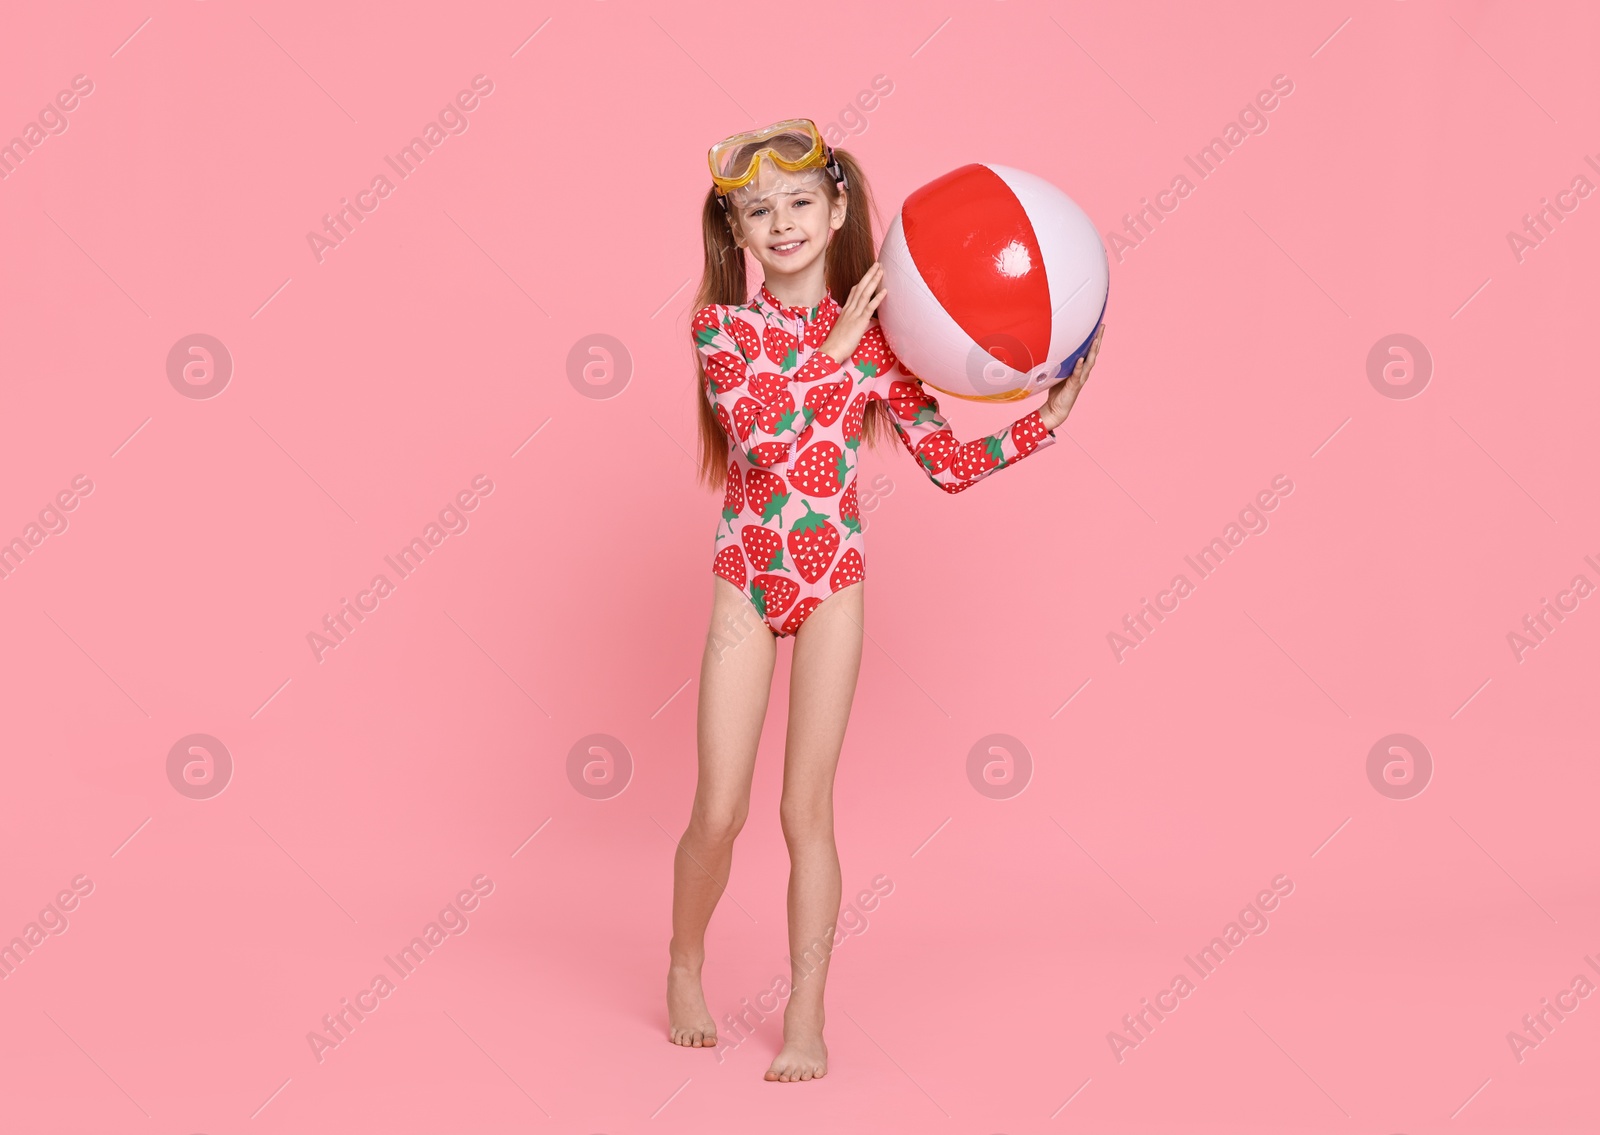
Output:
[[749, 198, 811, 219]]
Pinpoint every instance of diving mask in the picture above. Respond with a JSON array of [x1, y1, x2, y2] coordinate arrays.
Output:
[[708, 118, 847, 211]]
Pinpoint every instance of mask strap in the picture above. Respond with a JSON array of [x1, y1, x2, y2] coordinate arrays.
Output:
[[824, 146, 848, 194]]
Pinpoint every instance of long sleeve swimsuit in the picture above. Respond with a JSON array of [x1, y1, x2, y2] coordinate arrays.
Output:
[[695, 282, 1060, 638]]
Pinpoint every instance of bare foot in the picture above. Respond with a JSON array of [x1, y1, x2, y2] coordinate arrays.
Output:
[[667, 963, 718, 1048], [764, 1020, 827, 1082]]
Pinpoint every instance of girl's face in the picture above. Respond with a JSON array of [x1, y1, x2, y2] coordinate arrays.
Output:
[[728, 166, 847, 280]]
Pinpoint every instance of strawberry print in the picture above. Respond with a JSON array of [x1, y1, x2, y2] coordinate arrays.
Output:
[[1011, 412, 1054, 456], [885, 378, 937, 425], [838, 480, 861, 540], [749, 370, 790, 405], [803, 379, 851, 427], [732, 392, 768, 441], [712, 543, 748, 589], [691, 305, 723, 348], [763, 324, 801, 372], [909, 427, 958, 476], [849, 325, 894, 382], [744, 468, 791, 526], [842, 391, 868, 444], [742, 525, 789, 573], [950, 437, 1004, 482], [725, 312, 762, 360], [704, 351, 748, 396], [788, 440, 847, 498], [695, 285, 1059, 638], [800, 302, 838, 347], [746, 440, 791, 469], [788, 500, 840, 584], [830, 547, 864, 591], [755, 390, 804, 437], [781, 597, 823, 635], [718, 460, 743, 539], [752, 573, 799, 619]]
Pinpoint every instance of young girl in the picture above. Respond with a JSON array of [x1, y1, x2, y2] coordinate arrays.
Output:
[[668, 119, 1103, 1082]]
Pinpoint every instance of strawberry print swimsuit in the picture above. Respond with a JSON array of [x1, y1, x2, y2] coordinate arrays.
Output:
[[695, 283, 1059, 638]]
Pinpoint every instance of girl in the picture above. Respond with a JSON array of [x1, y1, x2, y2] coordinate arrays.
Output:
[[668, 119, 1103, 1082]]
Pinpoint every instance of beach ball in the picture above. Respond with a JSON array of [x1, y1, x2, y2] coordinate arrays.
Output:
[[877, 163, 1109, 402]]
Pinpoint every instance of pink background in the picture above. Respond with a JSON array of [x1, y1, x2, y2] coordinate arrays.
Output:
[[2, 1, 1597, 1131]]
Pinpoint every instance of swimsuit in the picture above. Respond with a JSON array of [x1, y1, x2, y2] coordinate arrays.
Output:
[[695, 283, 1060, 638]]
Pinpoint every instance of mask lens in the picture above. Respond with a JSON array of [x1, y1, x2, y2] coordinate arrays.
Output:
[[710, 121, 823, 189], [712, 142, 753, 180]]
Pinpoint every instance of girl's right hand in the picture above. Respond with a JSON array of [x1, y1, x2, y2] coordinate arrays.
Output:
[[819, 262, 887, 364]]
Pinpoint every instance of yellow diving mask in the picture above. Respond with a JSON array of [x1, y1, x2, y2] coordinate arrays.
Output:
[[707, 118, 848, 211]]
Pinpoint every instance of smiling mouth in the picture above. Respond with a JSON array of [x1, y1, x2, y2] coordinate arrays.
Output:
[[771, 240, 805, 254]]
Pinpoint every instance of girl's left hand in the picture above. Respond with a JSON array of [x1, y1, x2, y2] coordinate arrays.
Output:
[[1040, 323, 1105, 431]]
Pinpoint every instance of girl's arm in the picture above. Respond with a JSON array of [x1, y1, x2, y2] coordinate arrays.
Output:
[[803, 323, 1059, 495], [693, 304, 795, 470]]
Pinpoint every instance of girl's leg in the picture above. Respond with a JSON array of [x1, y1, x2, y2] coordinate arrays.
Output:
[[668, 576, 778, 1047], [765, 581, 865, 1082]]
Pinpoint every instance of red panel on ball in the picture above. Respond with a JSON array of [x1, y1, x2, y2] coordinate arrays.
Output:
[[900, 163, 1053, 371]]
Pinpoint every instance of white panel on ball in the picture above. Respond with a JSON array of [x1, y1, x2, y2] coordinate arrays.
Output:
[[985, 164, 1110, 385]]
